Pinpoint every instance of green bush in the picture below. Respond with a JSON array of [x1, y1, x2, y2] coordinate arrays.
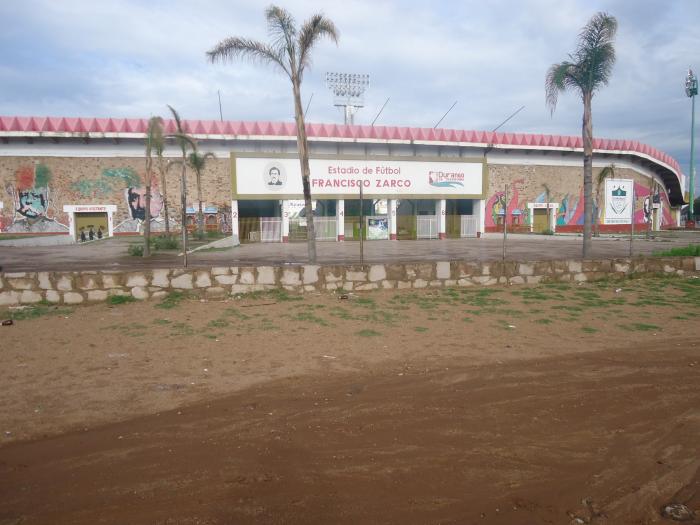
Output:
[[206, 230, 220, 239], [128, 244, 144, 257], [151, 235, 179, 250], [542, 229, 555, 236]]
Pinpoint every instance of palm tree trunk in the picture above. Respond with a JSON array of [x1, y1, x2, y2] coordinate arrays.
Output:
[[180, 160, 188, 267], [143, 159, 152, 257], [160, 161, 170, 236], [582, 91, 594, 258], [292, 76, 317, 263], [197, 171, 204, 238]]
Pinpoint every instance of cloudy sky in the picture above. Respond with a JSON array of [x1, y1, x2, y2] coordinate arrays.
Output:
[[1, 0, 699, 185]]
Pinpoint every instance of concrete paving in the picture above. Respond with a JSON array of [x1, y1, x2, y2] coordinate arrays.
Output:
[[0, 233, 698, 272]]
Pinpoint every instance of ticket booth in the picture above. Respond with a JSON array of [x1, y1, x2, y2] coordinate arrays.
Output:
[[63, 205, 117, 242]]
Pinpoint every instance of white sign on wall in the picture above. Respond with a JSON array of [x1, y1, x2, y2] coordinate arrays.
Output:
[[604, 179, 634, 224], [235, 157, 483, 197]]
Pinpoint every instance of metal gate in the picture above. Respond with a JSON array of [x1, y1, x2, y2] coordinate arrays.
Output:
[[260, 217, 282, 242], [313, 217, 337, 241], [460, 215, 478, 237], [289, 217, 337, 242], [416, 215, 438, 239]]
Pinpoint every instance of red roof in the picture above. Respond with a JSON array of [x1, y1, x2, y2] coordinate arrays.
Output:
[[0, 115, 682, 176]]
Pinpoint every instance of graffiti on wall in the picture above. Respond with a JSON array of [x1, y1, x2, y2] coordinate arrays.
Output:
[[69, 167, 165, 233], [485, 179, 530, 227], [3, 164, 68, 233]]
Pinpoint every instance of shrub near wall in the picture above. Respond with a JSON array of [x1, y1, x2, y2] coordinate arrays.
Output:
[[1, 257, 699, 307]]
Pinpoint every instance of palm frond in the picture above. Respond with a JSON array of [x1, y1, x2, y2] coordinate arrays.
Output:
[[166, 131, 198, 154], [597, 164, 615, 186], [573, 12, 617, 92], [545, 12, 617, 112], [166, 159, 184, 172], [545, 62, 580, 114], [186, 151, 216, 172], [298, 14, 339, 74], [146, 116, 164, 157], [266, 5, 297, 67], [167, 105, 182, 132], [207, 37, 290, 78]]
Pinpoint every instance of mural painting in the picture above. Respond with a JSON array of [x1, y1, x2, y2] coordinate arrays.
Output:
[[3, 164, 68, 233], [633, 183, 673, 227], [485, 179, 530, 228], [68, 167, 166, 233]]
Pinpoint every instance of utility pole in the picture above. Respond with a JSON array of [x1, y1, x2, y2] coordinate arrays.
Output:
[[685, 68, 698, 226]]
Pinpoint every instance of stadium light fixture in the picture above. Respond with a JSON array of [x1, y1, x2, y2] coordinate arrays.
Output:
[[325, 72, 370, 125]]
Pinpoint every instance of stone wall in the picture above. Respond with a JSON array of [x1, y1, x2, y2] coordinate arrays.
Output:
[[1, 257, 699, 306]]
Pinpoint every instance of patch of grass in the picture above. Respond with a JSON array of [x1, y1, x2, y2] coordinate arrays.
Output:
[[354, 297, 376, 308], [414, 326, 429, 332], [289, 311, 330, 326], [356, 329, 381, 337], [581, 326, 598, 333], [223, 307, 251, 320], [156, 291, 187, 310], [621, 322, 660, 332], [153, 318, 171, 325], [7, 304, 73, 320], [170, 322, 195, 336], [534, 318, 553, 324], [207, 318, 230, 328], [107, 295, 136, 305], [653, 244, 700, 257]]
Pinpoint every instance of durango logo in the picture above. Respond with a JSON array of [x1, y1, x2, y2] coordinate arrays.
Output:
[[428, 170, 465, 188]]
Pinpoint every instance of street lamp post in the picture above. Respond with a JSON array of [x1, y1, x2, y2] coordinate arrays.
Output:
[[686, 68, 698, 226]]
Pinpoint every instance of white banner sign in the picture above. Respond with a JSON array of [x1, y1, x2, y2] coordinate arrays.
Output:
[[235, 157, 483, 197], [604, 179, 634, 224]]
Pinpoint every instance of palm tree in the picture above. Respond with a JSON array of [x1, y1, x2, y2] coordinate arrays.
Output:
[[207, 5, 339, 263], [166, 105, 197, 266], [545, 12, 617, 258], [143, 116, 164, 257], [153, 124, 171, 236], [594, 164, 615, 237], [187, 150, 216, 238]]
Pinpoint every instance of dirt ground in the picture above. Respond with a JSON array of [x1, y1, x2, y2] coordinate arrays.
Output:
[[1, 276, 700, 524]]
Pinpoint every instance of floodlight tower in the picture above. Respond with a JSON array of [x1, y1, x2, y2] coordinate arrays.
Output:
[[686, 67, 698, 225], [325, 72, 370, 125]]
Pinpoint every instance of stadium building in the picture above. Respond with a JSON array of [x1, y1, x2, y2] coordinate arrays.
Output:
[[0, 116, 686, 244]]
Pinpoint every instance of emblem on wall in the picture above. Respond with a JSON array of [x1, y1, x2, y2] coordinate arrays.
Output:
[[604, 179, 633, 225], [609, 186, 628, 215], [264, 162, 287, 190]]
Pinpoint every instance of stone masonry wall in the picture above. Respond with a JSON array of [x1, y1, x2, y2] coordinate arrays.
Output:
[[1, 257, 699, 307]]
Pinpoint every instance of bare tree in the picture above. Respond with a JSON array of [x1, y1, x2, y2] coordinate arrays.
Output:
[[207, 5, 339, 263], [546, 12, 617, 258]]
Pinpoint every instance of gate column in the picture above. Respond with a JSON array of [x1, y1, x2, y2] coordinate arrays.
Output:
[[231, 200, 240, 246], [437, 199, 447, 240], [388, 199, 397, 240], [281, 200, 290, 243], [336, 199, 345, 241]]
